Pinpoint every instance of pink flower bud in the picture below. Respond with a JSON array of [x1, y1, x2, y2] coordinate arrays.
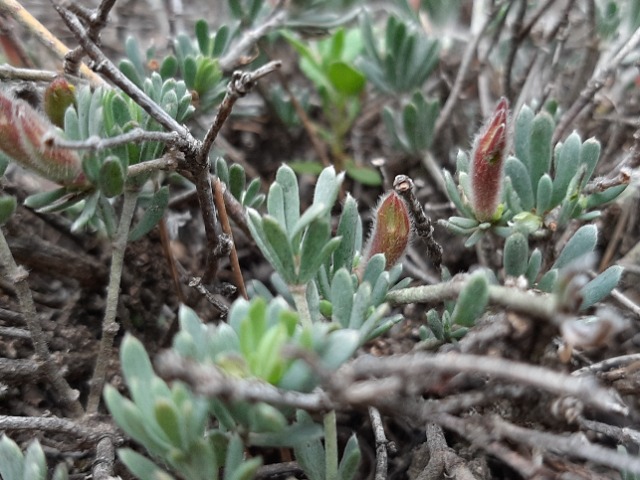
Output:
[[0, 91, 87, 187], [470, 97, 509, 222], [364, 191, 411, 268]]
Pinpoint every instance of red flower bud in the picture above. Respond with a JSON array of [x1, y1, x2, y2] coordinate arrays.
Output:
[[0, 91, 87, 187], [364, 191, 411, 268], [470, 97, 509, 222]]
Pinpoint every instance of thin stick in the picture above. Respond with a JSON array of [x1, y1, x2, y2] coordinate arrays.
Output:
[[386, 279, 558, 322], [0, 0, 103, 85], [214, 178, 248, 299], [0, 414, 115, 439], [553, 25, 640, 144], [52, 2, 191, 138], [86, 189, 138, 414], [92, 436, 116, 480], [0, 227, 83, 416], [369, 407, 389, 480], [0, 64, 64, 82], [52, 129, 181, 151]]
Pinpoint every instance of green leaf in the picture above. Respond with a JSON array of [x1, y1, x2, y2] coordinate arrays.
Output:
[[426, 309, 444, 340], [252, 414, 323, 448], [345, 161, 382, 186], [118, 449, 175, 480], [298, 221, 341, 284], [23, 441, 46, 480], [154, 399, 185, 449], [362, 253, 386, 287], [525, 248, 542, 286], [195, 20, 210, 55], [503, 232, 529, 277], [327, 61, 366, 95], [514, 104, 534, 171], [349, 282, 371, 329], [580, 138, 601, 186], [275, 164, 300, 232], [528, 111, 554, 193], [330, 268, 355, 328], [580, 265, 623, 310], [320, 329, 359, 369], [52, 463, 69, 480], [552, 224, 598, 269], [216, 157, 229, 185], [450, 271, 489, 327], [504, 156, 534, 212], [0, 435, 24, 480], [229, 164, 246, 201], [586, 184, 626, 209], [443, 169, 474, 218], [313, 166, 343, 210], [0, 196, 16, 225], [538, 269, 558, 292], [160, 55, 179, 79], [71, 190, 100, 232], [551, 132, 581, 207], [293, 413, 325, 480], [536, 173, 553, 214], [333, 194, 359, 273], [262, 216, 297, 284], [119, 59, 142, 88], [129, 187, 168, 241], [99, 156, 126, 198], [338, 434, 361, 480]]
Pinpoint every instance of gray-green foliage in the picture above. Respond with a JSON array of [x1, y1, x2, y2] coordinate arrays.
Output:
[[438, 103, 626, 314], [104, 334, 263, 480], [0, 435, 68, 480], [215, 157, 265, 209], [247, 164, 408, 341], [383, 91, 440, 154], [359, 12, 440, 94]]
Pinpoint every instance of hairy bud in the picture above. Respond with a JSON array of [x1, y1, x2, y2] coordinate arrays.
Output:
[[0, 91, 86, 187], [364, 190, 411, 268], [470, 97, 509, 222], [44, 77, 76, 128]]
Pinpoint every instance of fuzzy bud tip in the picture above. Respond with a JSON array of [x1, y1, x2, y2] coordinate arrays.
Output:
[[364, 191, 411, 268], [470, 97, 509, 222]]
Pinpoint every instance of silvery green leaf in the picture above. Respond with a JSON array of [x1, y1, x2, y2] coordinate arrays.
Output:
[[464, 228, 484, 247], [371, 271, 391, 306], [229, 164, 246, 201], [580, 138, 601, 186], [52, 463, 69, 480], [154, 399, 185, 449], [349, 282, 372, 329], [456, 149, 469, 174], [312, 166, 343, 209], [267, 182, 286, 227], [129, 187, 169, 241], [450, 271, 488, 327], [538, 269, 558, 292], [536, 173, 553, 214], [23, 441, 46, 480], [290, 202, 328, 242], [331, 268, 354, 328], [448, 216, 480, 229], [71, 191, 100, 233], [118, 449, 175, 480], [0, 196, 16, 225], [586, 184, 626, 209], [514, 105, 534, 170], [99, 156, 125, 198], [426, 309, 444, 340], [528, 111, 554, 193], [526, 248, 542, 286], [298, 219, 333, 283], [505, 156, 534, 212], [255, 413, 323, 449], [458, 172, 472, 206], [438, 219, 476, 235], [580, 265, 623, 310], [504, 232, 529, 277], [243, 178, 263, 207], [262, 217, 297, 284], [216, 157, 229, 185], [362, 253, 386, 286], [321, 329, 359, 369], [333, 194, 360, 273], [443, 169, 474, 218], [276, 165, 300, 232], [551, 132, 581, 206], [553, 225, 597, 269], [338, 434, 362, 480], [0, 435, 24, 480]]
